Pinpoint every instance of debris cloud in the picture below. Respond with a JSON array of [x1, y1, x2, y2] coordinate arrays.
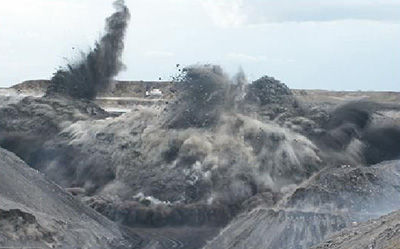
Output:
[[46, 0, 130, 100]]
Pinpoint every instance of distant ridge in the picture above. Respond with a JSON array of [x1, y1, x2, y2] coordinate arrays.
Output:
[[4, 79, 400, 105]]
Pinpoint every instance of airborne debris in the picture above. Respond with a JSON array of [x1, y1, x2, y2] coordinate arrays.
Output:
[[46, 0, 131, 100], [0, 0, 400, 248]]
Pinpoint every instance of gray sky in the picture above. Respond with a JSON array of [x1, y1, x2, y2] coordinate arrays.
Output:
[[1, 0, 400, 90]]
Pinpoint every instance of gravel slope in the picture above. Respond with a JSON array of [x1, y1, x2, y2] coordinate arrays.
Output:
[[0, 148, 139, 249], [204, 161, 400, 249], [313, 209, 400, 249]]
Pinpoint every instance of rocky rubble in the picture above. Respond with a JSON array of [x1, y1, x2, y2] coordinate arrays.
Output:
[[245, 76, 294, 106], [0, 208, 56, 246]]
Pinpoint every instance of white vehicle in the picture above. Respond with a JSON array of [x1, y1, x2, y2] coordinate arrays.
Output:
[[148, 88, 162, 96]]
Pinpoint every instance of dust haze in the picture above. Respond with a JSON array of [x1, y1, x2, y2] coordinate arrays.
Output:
[[1, 1, 400, 249]]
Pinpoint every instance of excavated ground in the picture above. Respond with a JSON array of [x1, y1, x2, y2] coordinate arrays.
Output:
[[2, 79, 400, 249]]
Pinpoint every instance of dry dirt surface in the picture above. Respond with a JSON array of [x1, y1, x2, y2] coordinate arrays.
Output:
[[313, 209, 400, 249], [0, 148, 139, 249], [204, 160, 400, 249], [5, 79, 400, 106], [0, 148, 220, 249]]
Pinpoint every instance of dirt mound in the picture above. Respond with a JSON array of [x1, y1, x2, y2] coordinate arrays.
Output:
[[313, 209, 400, 249], [11, 80, 50, 96], [0, 148, 138, 248], [0, 96, 109, 165], [205, 160, 400, 249], [245, 75, 294, 106]]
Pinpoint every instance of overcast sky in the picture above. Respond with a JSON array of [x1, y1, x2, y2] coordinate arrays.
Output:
[[1, 0, 400, 90]]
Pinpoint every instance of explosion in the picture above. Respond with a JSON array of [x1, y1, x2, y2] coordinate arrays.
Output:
[[1, 1, 400, 248], [46, 0, 130, 100]]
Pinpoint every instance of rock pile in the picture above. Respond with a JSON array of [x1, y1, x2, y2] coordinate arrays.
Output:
[[246, 76, 294, 105]]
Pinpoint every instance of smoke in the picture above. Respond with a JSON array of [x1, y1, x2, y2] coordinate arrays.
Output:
[[10, 65, 322, 227], [0, 95, 109, 190], [1, 0, 400, 245], [362, 126, 400, 165], [318, 101, 373, 151], [165, 65, 236, 129], [315, 101, 400, 166], [46, 0, 131, 100], [2, 60, 400, 231]]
